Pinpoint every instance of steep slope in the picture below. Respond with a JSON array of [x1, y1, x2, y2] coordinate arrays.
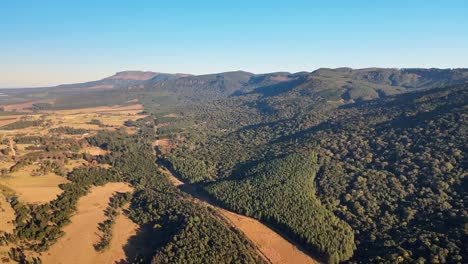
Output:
[[137, 71, 255, 111], [162, 82, 468, 263], [246, 68, 468, 102], [206, 153, 355, 263], [2, 67, 467, 111]]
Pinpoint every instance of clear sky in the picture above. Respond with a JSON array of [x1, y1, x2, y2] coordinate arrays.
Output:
[[1, 0, 467, 87]]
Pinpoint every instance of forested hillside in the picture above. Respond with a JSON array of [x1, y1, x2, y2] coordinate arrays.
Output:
[[88, 129, 264, 263], [2, 68, 467, 110], [161, 82, 467, 263], [206, 153, 355, 263], [1, 68, 466, 263]]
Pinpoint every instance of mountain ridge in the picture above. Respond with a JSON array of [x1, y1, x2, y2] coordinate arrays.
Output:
[[1, 67, 467, 110]]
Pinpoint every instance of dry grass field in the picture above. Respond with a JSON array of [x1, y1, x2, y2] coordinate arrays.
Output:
[[0, 104, 144, 206], [0, 104, 146, 263], [0, 192, 15, 233], [1, 99, 55, 112], [0, 104, 146, 137], [0, 116, 21, 127], [0, 160, 16, 171], [0, 186, 17, 262], [42, 183, 136, 264], [0, 165, 69, 204], [220, 209, 317, 264], [63, 158, 88, 172], [81, 146, 108, 156]]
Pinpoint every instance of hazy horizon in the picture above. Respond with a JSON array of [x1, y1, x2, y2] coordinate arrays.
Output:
[[2, 66, 468, 89], [1, 0, 467, 87]]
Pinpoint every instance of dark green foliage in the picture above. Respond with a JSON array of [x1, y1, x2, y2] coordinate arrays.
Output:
[[49, 126, 89, 135], [88, 130, 265, 263], [311, 85, 468, 263], [87, 119, 103, 126], [0, 119, 44, 130], [151, 206, 262, 264], [11, 166, 120, 252], [31, 160, 67, 177], [4, 68, 468, 263], [206, 153, 355, 263], [31, 103, 53, 111], [52, 89, 131, 110], [161, 83, 468, 263], [8, 247, 42, 264], [165, 154, 213, 183]]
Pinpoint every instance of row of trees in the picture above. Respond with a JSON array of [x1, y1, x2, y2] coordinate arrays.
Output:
[[49, 126, 89, 135], [0, 119, 44, 130], [94, 192, 132, 251], [11, 167, 121, 252]]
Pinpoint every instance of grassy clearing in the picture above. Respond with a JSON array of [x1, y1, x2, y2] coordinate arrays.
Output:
[[0, 165, 69, 204], [0, 104, 146, 137], [42, 183, 135, 264]]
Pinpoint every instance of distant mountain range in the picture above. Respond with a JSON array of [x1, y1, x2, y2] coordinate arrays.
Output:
[[49, 71, 191, 91], [1, 68, 467, 109], [134, 68, 468, 105]]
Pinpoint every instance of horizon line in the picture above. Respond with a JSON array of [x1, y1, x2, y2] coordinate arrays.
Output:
[[1, 66, 467, 89]]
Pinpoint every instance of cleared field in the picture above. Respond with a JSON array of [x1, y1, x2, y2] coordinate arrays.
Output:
[[0, 104, 146, 137], [0, 116, 21, 127], [1, 100, 54, 112], [51, 104, 143, 114], [0, 165, 69, 204], [94, 206, 139, 263], [152, 139, 173, 155], [64, 158, 88, 172], [42, 183, 136, 264], [47, 105, 146, 132], [81, 146, 108, 156], [219, 209, 317, 264]]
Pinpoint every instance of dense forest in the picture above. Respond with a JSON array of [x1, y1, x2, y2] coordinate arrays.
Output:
[[3, 122, 264, 263], [88, 130, 264, 263], [0, 119, 45, 130], [160, 82, 467, 263], [206, 153, 355, 263], [2, 68, 467, 263]]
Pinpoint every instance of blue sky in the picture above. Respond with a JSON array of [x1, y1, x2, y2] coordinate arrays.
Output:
[[1, 0, 467, 87]]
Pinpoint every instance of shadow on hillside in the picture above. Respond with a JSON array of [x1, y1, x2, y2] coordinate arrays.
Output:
[[116, 224, 163, 264]]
